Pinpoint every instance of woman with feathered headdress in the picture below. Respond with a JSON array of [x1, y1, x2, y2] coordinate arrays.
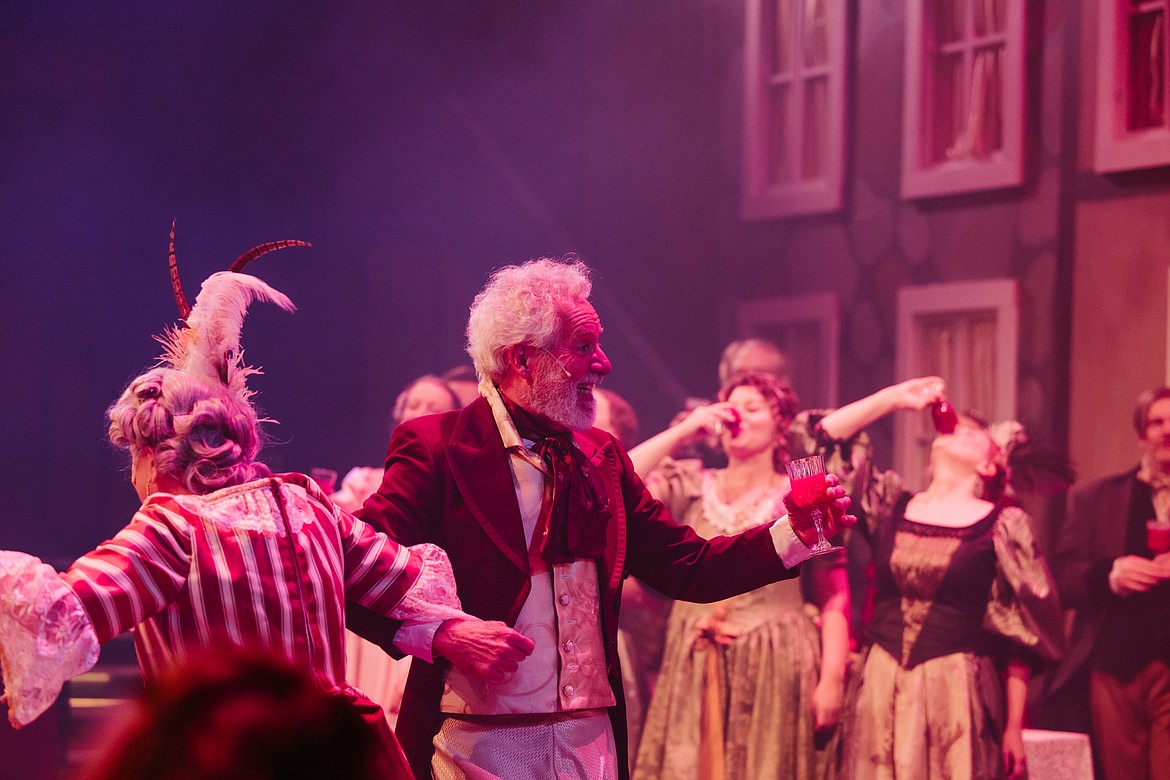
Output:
[[0, 230, 533, 778]]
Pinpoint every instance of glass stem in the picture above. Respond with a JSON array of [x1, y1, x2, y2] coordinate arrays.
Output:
[[812, 508, 826, 546]]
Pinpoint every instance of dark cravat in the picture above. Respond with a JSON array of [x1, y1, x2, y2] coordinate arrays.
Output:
[[503, 396, 611, 565]]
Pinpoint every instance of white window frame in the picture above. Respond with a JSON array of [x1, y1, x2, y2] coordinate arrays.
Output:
[[1094, 0, 1170, 173], [741, 0, 848, 219], [901, 0, 1027, 199], [894, 279, 1018, 491], [736, 292, 840, 408]]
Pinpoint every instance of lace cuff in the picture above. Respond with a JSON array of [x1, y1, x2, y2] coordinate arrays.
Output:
[[0, 552, 100, 727], [392, 543, 470, 628]]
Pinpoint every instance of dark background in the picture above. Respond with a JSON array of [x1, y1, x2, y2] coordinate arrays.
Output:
[[1, 2, 744, 559], [5, 1, 1156, 563]]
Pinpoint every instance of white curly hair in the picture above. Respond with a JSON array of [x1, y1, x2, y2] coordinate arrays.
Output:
[[466, 256, 593, 394]]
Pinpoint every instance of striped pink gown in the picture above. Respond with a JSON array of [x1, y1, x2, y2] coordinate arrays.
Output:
[[0, 472, 466, 728]]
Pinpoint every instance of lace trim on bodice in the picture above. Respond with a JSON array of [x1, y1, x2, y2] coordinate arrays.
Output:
[[893, 502, 999, 539], [171, 479, 315, 536], [699, 470, 785, 535]]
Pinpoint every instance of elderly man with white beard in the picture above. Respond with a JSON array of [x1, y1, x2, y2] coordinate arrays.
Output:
[[347, 256, 855, 780]]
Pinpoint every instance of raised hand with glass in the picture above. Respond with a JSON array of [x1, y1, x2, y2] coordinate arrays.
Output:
[[784, 453, 843, 555]]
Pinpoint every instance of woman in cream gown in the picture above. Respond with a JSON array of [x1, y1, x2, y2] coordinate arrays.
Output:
[[633, 372, 850, 780]]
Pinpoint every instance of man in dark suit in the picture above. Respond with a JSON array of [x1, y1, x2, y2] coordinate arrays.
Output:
[[1050, 387, 1170, 780], [350, 256, 853, 779]]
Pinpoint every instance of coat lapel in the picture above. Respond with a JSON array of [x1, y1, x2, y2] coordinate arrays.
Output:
[[576, 432, 627, 601], [1104, 470, 1139, 558], [444, 399, 529, 574]]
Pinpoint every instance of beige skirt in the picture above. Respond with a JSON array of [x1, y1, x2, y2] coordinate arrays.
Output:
[[828, 644, 1006, 780], [634, 596, 823, 780]]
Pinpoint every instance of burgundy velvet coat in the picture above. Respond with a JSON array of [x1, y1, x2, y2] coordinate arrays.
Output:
[[354, 396, 794, 779]]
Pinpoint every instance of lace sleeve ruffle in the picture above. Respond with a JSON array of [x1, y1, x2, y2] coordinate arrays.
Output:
[[984, 507, 1065, 669], [790, 410, 872, 483], [858, 468, 906, 540], [391, 543, 471, 627], [0, 552, 100, 727]]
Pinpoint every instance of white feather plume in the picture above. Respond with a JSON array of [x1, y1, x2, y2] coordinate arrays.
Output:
[[157, 271, 295, 400]]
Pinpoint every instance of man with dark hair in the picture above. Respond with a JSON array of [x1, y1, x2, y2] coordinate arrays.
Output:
[[351, 257, 853, 779], [1050, 386, 1170, 780]]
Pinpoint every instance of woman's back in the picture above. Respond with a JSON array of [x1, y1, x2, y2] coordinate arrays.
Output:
[[63, 474, 422, 686]]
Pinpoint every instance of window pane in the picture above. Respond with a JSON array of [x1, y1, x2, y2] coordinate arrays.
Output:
[[933, 0, 967, 45], [767, 85, 794, 184], [967, 314, 999, 417], [974, 0, 1007, 36], [919, 319, 956, 385], [769, 0, 796, 75], [804, 0, 829, 67], [930, 52, 965, 162], [916, 320, 956, 454], [802, 77, 828, 179], [921, 312, 997, 417], [969, 45, 1004, 156], [1127, 8, 1168, 130]]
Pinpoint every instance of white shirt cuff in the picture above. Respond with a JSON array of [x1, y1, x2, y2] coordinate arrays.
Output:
[[393, 620, 442, 663], [770, 515, 813, 569]]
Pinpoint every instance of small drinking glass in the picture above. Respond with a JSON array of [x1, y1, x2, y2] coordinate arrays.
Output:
[[1147, 519, 1170, 555], [714, 407, 742, 438], [930, 401, 958, 434], [784, 454, 842, 555]]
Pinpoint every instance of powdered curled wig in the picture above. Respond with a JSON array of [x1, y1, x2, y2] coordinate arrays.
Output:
[[107, 227, 304, 495], [466, 256, 592, 394], [107, 368, 272, 494]]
